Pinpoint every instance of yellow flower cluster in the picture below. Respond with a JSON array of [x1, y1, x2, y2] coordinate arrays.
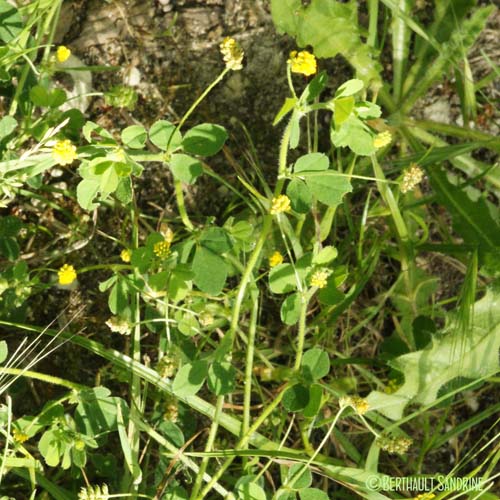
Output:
[[52, 139, 77, 166], [377, 435, 413, 454], [373, 131, 392, 149], [401, 163, 424, 193], [220, 37, 244, 71], [288, 50, 317, 76], [56, 45, 71, 63], [120, 249, 131, 263], [13, 428, 29, 443], [339, 395, 370, 415], [310, 268, 329, 289], [269, 251, 284, 268], [58, 264, 77, 285], [154, 240, 171, 258], [270, 195, 291, 215]]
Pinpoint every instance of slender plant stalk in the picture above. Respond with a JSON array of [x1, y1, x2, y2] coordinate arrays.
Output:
[[242, 295, 259, 440], [174, 179, 194, 230], [392, 0, 410, 103], [0, 368, 85, 391], [165, 68, 229, 230], [197, 386, 288, 500], [10, 1, 63, 116], [294, 291, 311, 371], [367, 0, 379, 48], [371, 154, 416, 346], [125, 197, 142, 497], [190, 396, 225, 500]]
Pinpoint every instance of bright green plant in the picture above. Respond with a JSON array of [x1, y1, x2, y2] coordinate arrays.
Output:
[[1, 1, 499, 499]]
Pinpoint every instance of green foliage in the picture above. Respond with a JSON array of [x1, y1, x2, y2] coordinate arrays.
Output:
[[1, 0, 498, 497], [367, 287, 500, 419], [271, 0, 381, 87], [182, 123, 228, 157], [104, 85, 138, 110], [429, 167, 500, 255]]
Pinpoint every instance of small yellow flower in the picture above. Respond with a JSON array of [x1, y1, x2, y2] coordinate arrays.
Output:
[[351, 396, 369, 415], [153, 240, 170, 258], [120, 249, 131, 263], [373, 131, 392, 149], [401, 163, 424, 193], [220, 37, 244, 71], [377, 435, 413, 454], [288, 50, 317, 76], [270, 195, 291, 215], [52, 139, 77, 166], [13, 428, 29, 443], [58, 264, 77, 285], [269, 251, 284, 268], [310, 268, 329, 289], [415, 494, 436, 500], [339, 395, 369, 415], [56, 45, 71, 63]]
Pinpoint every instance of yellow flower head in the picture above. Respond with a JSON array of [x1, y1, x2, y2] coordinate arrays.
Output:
[[339, 395, 369, 415], [120, 249, 131, 263], [351, 396, 369, 415], [153, 240, 170, 258], [220, 37, 244, 71], [52, 139, 77, 166], [310, 268, 329, 289], [373, 131, 392, 149], [58, 264, 77, 285], [13, 428, 29, 443], [415, 494, 436, 500], [288, 50, 317, 76], [270, 195, 291, 215], [401, 163, 424, 193], [377, 435, 413, 454], [269, 251, 284, 268], [56, 45, 71, 63]]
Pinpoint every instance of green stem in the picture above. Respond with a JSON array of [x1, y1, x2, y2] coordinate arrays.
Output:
[[190, 396, 225, 500], [197, 386, 287, 500], [167, 69, 228, 152], [0, 367, 85, 391], [9, 1, 62, 116], [367, 0, 379, 48], [392, 0, 410, 104], [284, 407, 344, 491], [174, 179, 194, 230], [216, 118, 293, 359], [126, 198, 142, 496], [294, 292, 311, 371], [166, 69, 229, 230], [242, 295, 259, 442], [371, 155, 416, 347]]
